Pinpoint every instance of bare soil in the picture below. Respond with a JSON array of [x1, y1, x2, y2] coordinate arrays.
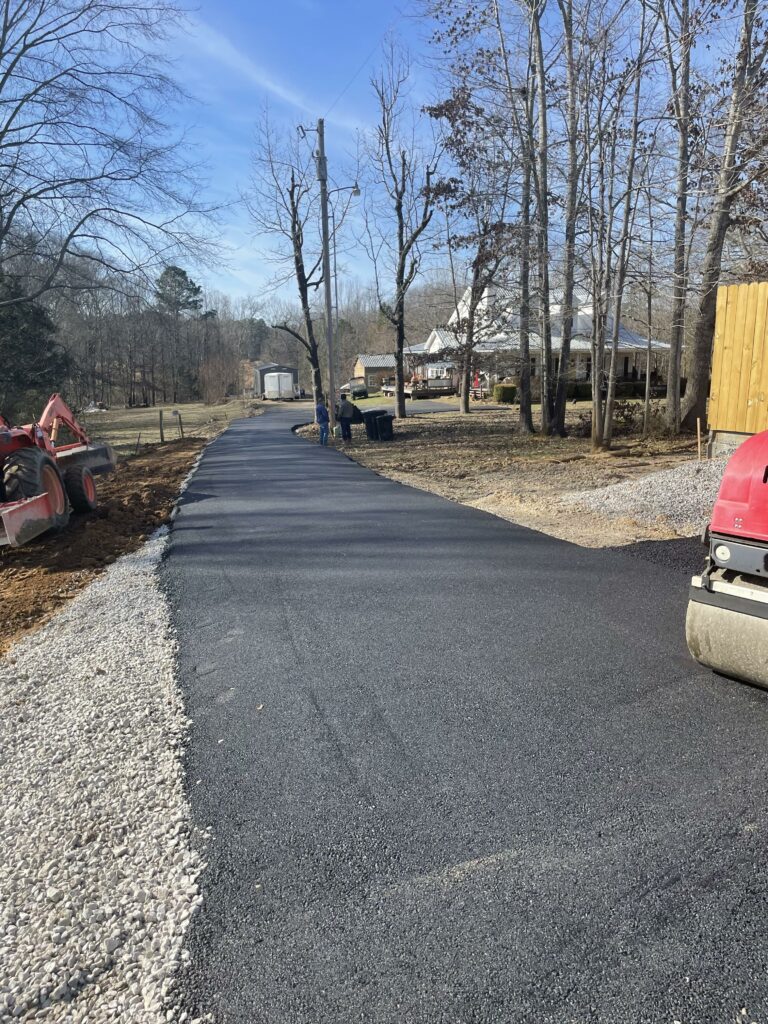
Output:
[[298, 409, 699, 548], [0, 438, 206, 657]]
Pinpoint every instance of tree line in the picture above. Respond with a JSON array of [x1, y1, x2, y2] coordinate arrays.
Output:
[[251, 0, 768, 447], [2, 0, 767, 449]]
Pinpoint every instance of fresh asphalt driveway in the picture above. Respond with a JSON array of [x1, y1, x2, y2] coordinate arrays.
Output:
[[163, 407, 768, 1024]]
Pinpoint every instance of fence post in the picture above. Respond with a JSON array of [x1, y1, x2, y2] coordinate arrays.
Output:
[[159, 409, 165, 443]]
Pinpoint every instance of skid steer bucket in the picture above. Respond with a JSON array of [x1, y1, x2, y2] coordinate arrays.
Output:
[[0, 493, 58, 548], [55, 441, 116, 476]]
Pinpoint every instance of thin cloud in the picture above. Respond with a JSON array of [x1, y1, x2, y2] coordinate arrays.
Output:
[[185, 18, 364, 133]]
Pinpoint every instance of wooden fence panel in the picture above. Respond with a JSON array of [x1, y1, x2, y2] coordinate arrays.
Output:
[[748, 283, 768, 435], [708, 285, 729, 430], [721, 285, 746, 432], [736, 283, 759, 433], [710, 281, 768, 434]]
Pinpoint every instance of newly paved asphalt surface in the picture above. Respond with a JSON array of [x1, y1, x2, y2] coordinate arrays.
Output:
[[164, 407, 768, 1024]]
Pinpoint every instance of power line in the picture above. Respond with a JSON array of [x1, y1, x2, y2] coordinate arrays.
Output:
[[323, 16, 401, 119]]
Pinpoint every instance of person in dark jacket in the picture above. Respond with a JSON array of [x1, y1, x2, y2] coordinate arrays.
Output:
[[316, 397, 330, 446], [338, 396, 355, 442]]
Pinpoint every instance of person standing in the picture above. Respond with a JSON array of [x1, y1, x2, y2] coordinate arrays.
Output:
[[338, 395, 355, 443], [316, 397, 330, 446]]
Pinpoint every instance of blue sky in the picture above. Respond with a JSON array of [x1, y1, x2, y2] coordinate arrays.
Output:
[[170, 0, 430, 300]]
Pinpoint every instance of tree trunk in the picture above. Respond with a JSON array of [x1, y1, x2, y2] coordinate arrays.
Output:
[[309, 345, 323, 408], [553, 0, 578, 437], [459, 353, 471, 414], [680, 210, 732, 431], [518, 116, 534, 433], [492, 0, 533, 433], [395, 299, 406, 419], [531, 7, 553, 433], [603, 1, 646, 450], [643, 251, 653, 438], [458, 277, 481, 417], [662, 0, 690, 434], [680, 0, 761, 431]]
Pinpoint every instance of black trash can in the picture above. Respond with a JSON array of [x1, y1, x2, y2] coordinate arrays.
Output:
[[374, 412, 394, 441], [362, 408, 387, 440]]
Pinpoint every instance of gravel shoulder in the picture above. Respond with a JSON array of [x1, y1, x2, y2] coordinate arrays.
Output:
[[1, 482, 211, 1021], [300, 410, 714, 549]]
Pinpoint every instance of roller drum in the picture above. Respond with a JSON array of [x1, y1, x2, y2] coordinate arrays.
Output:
[[686, 596, 768, 690]]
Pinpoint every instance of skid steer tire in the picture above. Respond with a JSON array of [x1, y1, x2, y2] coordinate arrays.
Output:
[[64, 465, 98, 513], [3, 447, 70, 532]]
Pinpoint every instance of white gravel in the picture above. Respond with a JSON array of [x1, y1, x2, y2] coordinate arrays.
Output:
[[0, 528, 210, 1023], [562, 457, 728, 534]]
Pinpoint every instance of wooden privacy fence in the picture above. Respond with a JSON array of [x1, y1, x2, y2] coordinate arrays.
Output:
[[709, 281, 768, 435]]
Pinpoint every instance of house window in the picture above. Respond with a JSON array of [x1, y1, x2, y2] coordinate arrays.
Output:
[[530, 357, 537, 378], [367, 375, 378, 387]]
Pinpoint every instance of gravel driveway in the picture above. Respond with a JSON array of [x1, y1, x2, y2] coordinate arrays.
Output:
[[563, 457, 728, 535]]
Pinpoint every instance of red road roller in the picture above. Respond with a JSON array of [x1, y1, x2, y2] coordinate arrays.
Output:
[[0, 394, 116, 547], [687, 432, 768, 687]]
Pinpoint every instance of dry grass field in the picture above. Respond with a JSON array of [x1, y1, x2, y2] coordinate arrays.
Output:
[[81, 398, 260, 454]]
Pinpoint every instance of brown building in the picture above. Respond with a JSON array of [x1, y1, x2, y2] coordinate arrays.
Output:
[[352, 354, 397, 390]]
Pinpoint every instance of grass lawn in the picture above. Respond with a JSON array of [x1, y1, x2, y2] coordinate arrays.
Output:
[[81, 399, 260, 454], [351, 393, 390, 410], [350, 392, 462, 410]]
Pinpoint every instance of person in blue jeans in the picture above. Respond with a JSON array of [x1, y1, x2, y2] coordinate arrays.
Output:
[[316, 398, 330, 445]]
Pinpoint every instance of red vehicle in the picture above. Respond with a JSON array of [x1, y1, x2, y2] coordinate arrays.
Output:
[[0, 394, 116, 547]]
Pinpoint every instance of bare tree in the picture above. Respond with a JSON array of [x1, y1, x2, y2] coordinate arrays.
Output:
[[551, 0, 586, 436], [603, 0, 656, 448], [490, 0, 534, 431], [247, 111, 326, 405], [364, 47, 439, 419], [526, 0, 554, 433], [0, 0, 214, 306], [658, 0, 693, 431], [428, 84, 519, 414], [681, 0, 768, 430]]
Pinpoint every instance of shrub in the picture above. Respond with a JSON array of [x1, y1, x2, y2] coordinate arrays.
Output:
[[612, 399, 642, 432], [493, 383, 517, 404], [614, 381, 647, 399], [566, 382, 592, 401], [571, 412, 592, 437]]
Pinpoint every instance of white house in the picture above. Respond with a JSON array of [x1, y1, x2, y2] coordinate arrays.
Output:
[[415, 286, 669, 384]]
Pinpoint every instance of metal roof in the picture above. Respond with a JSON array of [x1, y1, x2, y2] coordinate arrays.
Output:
[[356, 353, 397, 368], [429, 325, 670, 357]]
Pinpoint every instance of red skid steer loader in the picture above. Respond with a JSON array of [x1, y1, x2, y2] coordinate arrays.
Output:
[[0, 394, 116, 548]]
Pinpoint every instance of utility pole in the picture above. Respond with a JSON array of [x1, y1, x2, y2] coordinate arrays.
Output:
[[316, 118, 337, 429]]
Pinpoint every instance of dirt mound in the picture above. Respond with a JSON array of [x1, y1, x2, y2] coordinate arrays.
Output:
[[0, 438, 206, 657]]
